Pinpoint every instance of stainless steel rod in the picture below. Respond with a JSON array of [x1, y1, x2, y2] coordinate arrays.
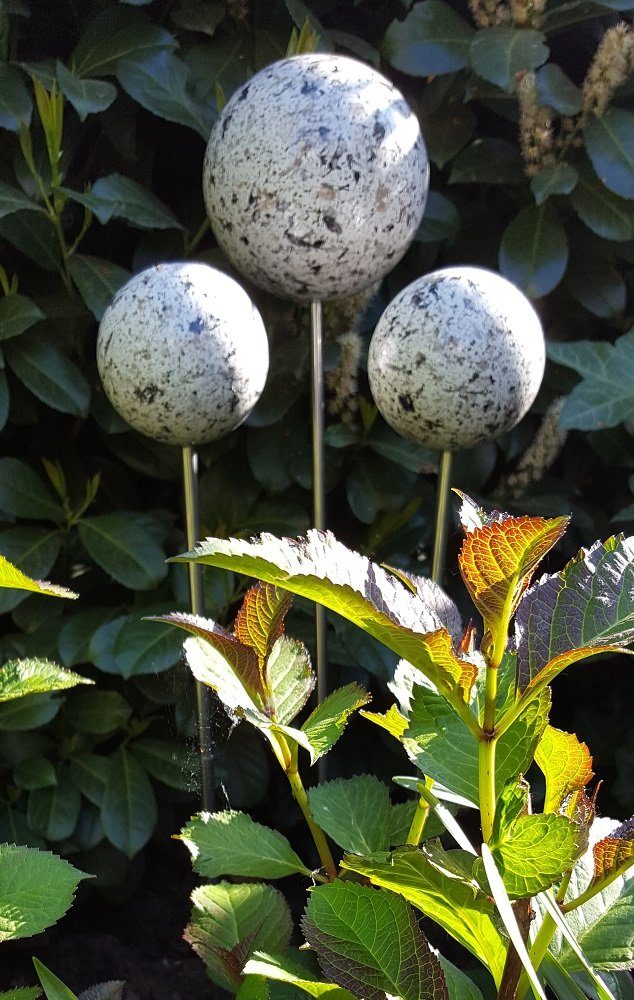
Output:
[[182, 444, 215, 812], [311, 301, 328, 782], [431, 449, 454, 586]]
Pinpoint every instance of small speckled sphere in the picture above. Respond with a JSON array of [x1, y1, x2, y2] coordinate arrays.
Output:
[[368, 267, 545, 451], [203, 54, 429, 302], [97, 262, 269, 446]]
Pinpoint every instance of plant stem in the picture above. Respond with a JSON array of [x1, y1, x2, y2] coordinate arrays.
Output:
[[406, 777, 432, 846], [498, 898, 533, 1000], [517, 911, 556, 1000], [274, 734, 337, 879], [184, 217, 210, 257], [480, 653, 499, 842]]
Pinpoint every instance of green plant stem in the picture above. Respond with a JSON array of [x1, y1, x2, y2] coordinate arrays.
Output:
[[517, 911, 556, 1000], [561, 865, 628, 913], [406, 777, 432, 846], [184, 217, 210, 256], [480, 655, 499, 842], [273, 734, 337, 880]]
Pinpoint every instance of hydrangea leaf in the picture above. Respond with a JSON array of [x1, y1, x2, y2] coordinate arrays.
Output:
[[302, 880, 448, 1000], [0, 659, 91, 702], [459, 514, 569, 655], [264, 636, 314, 726], [514, 534, 634, 701], [0, 554, 77, 600], [32, 960, 77, 1000], [591, 818, 634, 891], [234, 582, 292, 662], [308, 775, 392, 855], [296, 683, 370, 763], [170, 530, 478, 710], [0, 989, 42, 999], [382, 565, 462, 640], [361, 704, 408, 740], [0, 844, 88, 941], [535, 727, 594, 813], [178, 810, 311, 880], [341, 846, 507, 985], [77, 983, 124, 1000], [244, 951, 355, 998], [184, 881, 292, 992]]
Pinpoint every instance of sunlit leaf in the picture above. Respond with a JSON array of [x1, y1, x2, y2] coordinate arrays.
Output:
[[303, 880, 449, 1000], [295, 683, 370, 763], [383, 0, 474, 76], [469, 28, 548, 92], [243, 951, 353, 997], [308, 775, 392, 855], [264, 635, 314, 726], [0, 844, 87, 941], [535, 727, 594, 813], [479, 809, 581, 898], [235, 582, 292, 661], [178, 810, 311, 879], [171, 531, 477, 709], [591, 818, 634, 889], [0, 659, 89, 702]]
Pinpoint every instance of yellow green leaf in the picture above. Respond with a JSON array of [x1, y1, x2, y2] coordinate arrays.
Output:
[[535, 726, 594, 813]]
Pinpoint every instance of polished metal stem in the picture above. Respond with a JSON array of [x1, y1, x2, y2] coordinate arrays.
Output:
[[431, 449, 453, 586], [311, 301, 328, 782], [181, 445, 215, 812]]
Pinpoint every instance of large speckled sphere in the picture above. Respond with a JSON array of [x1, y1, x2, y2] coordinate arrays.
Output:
[[203, 54, 429, 302], [368, 267, 545, 451], [97, 262, 269, 446]]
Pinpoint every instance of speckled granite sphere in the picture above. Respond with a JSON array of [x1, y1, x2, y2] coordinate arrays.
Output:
[[368, 267, 545, 451], [203, 54, 429, 302], [97, 263, 269, 446]]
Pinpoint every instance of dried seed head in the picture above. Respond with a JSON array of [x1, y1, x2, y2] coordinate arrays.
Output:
[[504, 396, 568, 497], [582, 22, 634, 117]]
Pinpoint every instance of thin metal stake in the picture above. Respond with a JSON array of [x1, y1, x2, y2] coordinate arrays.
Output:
[[311, 301, 328, 781], [431, 449, 453, 586], [181, 445, 215, 812]]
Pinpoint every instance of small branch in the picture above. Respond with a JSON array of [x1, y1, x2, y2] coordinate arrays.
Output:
[[276, 734, 337, 880], [406, 778, 432, 846], [498, 898, 533, 1000]]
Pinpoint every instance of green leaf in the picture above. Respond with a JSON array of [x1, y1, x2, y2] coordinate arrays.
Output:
[[171, 531, 478, 712], [0, 295, 44, 343], [0, 63, 32, 131], [63, 174, 181, 229], [570, 163, 634, 241], [419, 99, 476, 170], [64, 690, 131, 735], [14, 756, 57, 790], [0, 844, 86, 941], [303, 880, 448, 1000], [243, 952, 353, 998], [341, 845, 507, 985], [68, 753, 111, 806], [0, 693, 61, 731], [469, 28, 548, 92], [58, 608, 116, 667], [566, 259, 627, 318], [101, 747, 157, 857], [6, 333, 90, 416], [499, 202, 568, 297], [0, 370, 9, 433], [55, 62, 116, 120], [0, 459, 64, 522], [0, 988, 42, 1000], [32, 960, 77, 1000], [548, 331, 634, 429], [415, 191, 461, 242], [0, 212, 60, 272], [585, 110, 634, 200], [530, 165, 578, 206], [179, 810, 311, 879], [449, 137, 524, 185], [295, 683, 370, 763], [0, 181, 41, 220], [483, 809, 581, 898], [130, 738, 195, 790], [117, 50, 213, 138], [67, 255, 130, 320], [185, 882, 292, 992], [535, 727, 594, 813], [437, 956, 484, 1000], [265, 636, 314, 726], [178, 627, 262, 718], [78, 513, 168, 590], [107, 615, 184, 677], [382, 1, 474, 76], [535, 64, 582, 115], [71, 11, 176, 77], [0, 659, 88, 701], [0, 529, 63, 613], [27, 773, 81, 841], [308, 775, 391, 854]]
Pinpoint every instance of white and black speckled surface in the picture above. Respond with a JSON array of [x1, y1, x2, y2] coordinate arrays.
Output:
[[368, 266, 545, 451], [203, 54, 429, 302], [96, 262, 269, 446]]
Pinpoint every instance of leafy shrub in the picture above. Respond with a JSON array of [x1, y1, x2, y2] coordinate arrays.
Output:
[[164, 496, 634, 997], [0, 0, 632, 880]]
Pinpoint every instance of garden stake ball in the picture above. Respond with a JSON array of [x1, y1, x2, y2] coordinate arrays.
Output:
[[96, 262, 270, 811], [202, 54, 429, 746], [368, 266, 546, 581]]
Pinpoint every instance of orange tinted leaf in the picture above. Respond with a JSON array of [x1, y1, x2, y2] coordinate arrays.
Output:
[[234, 582, 292, 662], [535, 726, 594, 813], [459, 515, 569, 646], [592, 817, 634, 887]]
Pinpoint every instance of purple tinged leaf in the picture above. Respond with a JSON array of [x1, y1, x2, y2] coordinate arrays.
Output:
[[384, 565, 462, 640], [515, 535, 634, 690]]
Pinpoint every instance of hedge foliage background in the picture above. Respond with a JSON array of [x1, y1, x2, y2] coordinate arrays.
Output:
[[0, 0, 632, 886]]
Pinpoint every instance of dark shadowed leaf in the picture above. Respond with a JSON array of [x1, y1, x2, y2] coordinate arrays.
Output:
[[71, 10, 176, 77], [383, 1, 473, 76], [0, 844, 86, 941], [179, 810, 311, 879], [68, 753, 111, 806], [308, 775, 392, 854], [449, 137, 523, 184], [570, 164, 634, 242], [469, 28, 548, 92], [56, 62, 116, 120], [68, 255, 130, 320], [0, 64, 32, 131], [130, 738, 194, 790], [566, 259, 627, 318], [0, 458, 64, 521], [0, 212, 60, 271], [14, 756, 57, 790], [0, 181, 42, 219], [0, 528, 63, 613], [101, 747, 157, 857], [585, 110, 634, 200], [535, 63, 582, 115], [530, 165, 578, 206], [78, 513, 168, 590], [6, 333, 90, 416], [0, 295, 44, 342], [64, 690, 132, 735], [548, 331, 634, 429], [117, 50, 213, 138], [414, 191, 461, 241], [499, 203, 568, 298], [185, 881, 292, 992], [303, 880, 448, 1000], [27, 771, 81, 841], [63, 175, 180, 229], [0, 692, 61, 731]]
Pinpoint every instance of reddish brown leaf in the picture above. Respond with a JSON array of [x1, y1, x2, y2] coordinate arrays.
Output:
[[234, 582, 292, 662], [592, 816, 634, 886]]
